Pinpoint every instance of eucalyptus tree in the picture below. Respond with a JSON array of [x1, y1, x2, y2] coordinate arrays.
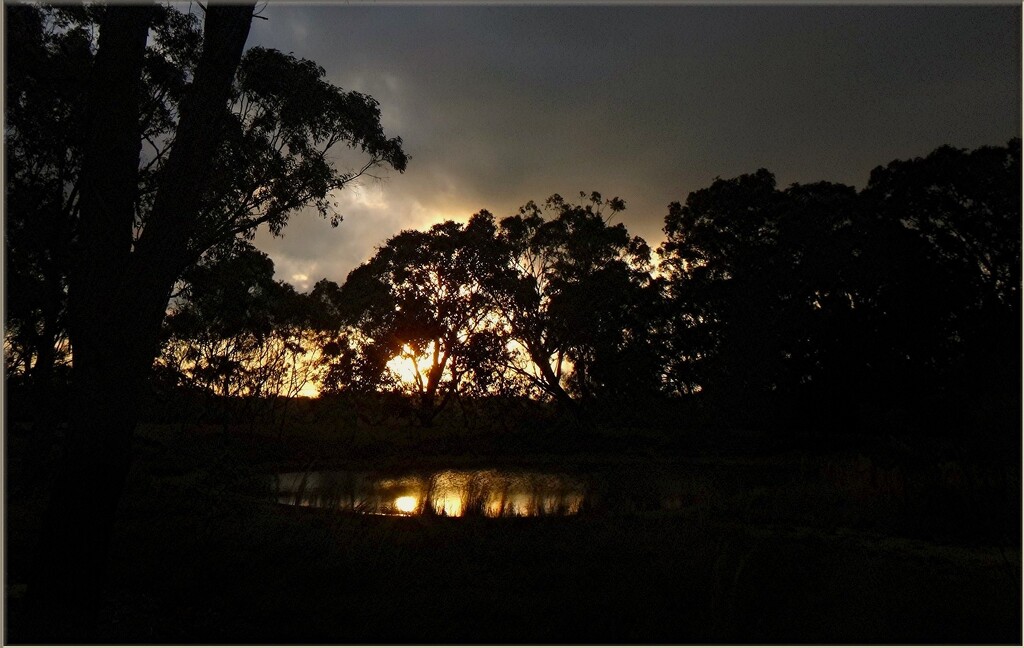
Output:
[[16, 3, 407, 637], [658, 170, 782, 399], [857, 139, 1021, 436], [494, 192, 665, 410], [157, 243, 333, 428], [658, 170, 876, 419], [657, 140, 1021, 433], [4, 4, 146, 423], [323, 213, 511, 426]]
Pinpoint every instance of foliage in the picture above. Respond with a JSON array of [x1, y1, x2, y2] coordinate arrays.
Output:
[[658, 139, 1021, 435], [859, 140, 1021, 373], [322, 213, 512, 425], [4, 3, 408, 385], [658, 174, 870, 405], [659, 170, 783, 397], [325, 192, 668, 423], [495, 192, 665, 407], [4, 5, 100, 382], [157, 244, 337, 426], [177, 45, 408, 256]]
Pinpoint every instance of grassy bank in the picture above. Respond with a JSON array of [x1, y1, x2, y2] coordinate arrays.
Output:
[[5, 415, 1021, 643]]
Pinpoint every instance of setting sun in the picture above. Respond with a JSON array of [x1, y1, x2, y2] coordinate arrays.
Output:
[[393, 495, 419, 514], [385, 345, 425, 386]]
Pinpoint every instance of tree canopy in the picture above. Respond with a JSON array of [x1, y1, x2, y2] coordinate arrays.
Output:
[[495, 192, 664, 408], [323, 213, 510, 425], [657, 139, 1021, 433]]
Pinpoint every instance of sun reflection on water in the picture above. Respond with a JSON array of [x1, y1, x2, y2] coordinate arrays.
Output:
[[275, 469, 586, 518], [431, 492, 465, 517]]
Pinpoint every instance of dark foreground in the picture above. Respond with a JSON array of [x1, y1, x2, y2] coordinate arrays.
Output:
[[6, 419, 1021, 644]]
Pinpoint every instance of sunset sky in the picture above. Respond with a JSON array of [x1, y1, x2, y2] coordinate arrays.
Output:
[[244, 3, 1020, 292]]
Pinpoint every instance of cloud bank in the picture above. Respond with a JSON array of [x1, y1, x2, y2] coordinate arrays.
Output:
[[246, 5, 1021, 290]]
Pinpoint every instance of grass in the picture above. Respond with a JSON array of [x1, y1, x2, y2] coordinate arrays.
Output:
[[5, 411, 1021, 643]]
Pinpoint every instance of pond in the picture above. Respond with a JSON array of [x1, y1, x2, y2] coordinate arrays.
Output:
[[272, 468, 590, 517], [271, 464, 702, 517]]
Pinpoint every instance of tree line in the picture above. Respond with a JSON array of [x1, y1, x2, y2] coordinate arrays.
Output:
[[221, 140, 1015, 437], [18, 142, 1016, 437], [8, 6, 1017, 444]]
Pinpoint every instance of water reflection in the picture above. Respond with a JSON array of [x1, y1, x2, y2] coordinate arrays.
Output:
[[272, 469, 587, 517]]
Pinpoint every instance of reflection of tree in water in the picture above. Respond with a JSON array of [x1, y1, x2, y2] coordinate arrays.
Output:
[[276, 471, 378, 511], [274, 470, 586, 517], [422, 470, 586, 517]]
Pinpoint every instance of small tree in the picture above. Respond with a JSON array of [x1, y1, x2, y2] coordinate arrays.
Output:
[[158, 243, 333, 430]]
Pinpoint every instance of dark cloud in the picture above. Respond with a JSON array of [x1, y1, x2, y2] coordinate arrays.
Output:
[[247, 4, 1021, 288]]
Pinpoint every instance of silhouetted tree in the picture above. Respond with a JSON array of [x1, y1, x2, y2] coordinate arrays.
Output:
[[21, 4, 407, 638], [659, 169, 937, 426], [495, 192, 665, 412], [307, 277, 347, 331], [659, 171, 782, 402], [323, 213, 511, 426], [768, 181, 875, 425], [658, 140, 1021, 436], [857, 139, 1021, 439], [157, 243, 333, 428], [4, 4, 217, 403]]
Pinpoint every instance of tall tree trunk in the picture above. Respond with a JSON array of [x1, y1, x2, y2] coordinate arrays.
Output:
[[26, 6, 153, 640], [25, 4, 255, 641]]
